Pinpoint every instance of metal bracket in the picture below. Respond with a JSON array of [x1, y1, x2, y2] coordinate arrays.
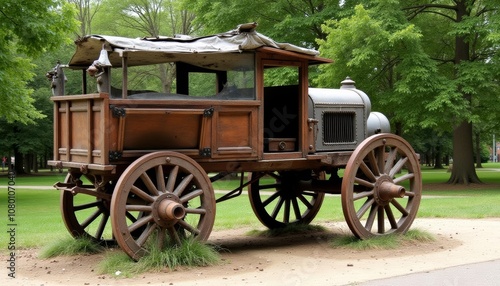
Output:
[[109, 151, 122, 160], [110, 105, 126, 117], [203, 107, 214, 117], [199, 148, 211, 157]]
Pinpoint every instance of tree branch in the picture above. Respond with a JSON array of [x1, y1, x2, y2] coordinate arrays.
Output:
[[403, 3, 457, 21]]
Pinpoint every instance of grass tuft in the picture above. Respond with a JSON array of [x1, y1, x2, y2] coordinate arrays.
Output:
[[99, 237, 220, 277], [39, 237, 105, 258], [246, 224, 327, 237], [330, 228, 435, 250]]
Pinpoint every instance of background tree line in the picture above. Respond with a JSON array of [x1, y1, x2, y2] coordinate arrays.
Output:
[[0, 0, 498, 184]]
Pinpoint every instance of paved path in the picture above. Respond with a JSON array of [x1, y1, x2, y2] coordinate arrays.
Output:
[[359, 259, 500, 286]]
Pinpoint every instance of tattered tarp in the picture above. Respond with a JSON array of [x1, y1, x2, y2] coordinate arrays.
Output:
[[68, 23, 326, 69]]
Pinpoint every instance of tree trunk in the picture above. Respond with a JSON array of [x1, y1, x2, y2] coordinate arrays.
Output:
[[434, 143, 443, 169], [447, 121, 481, 184], [13, 146, 25, 175], [475, 131, 482, 168], [447, 0, 480, 184]]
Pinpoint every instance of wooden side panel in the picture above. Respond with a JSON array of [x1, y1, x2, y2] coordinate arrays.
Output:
[[212, 107, 258, 159], [122, 112, 203, 150], [51, 94, 110, 165]]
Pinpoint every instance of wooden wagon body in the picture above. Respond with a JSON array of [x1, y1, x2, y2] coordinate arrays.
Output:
[[47, 24, 421, 260]]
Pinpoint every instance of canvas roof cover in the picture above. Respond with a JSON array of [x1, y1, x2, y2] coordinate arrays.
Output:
[[68, 23, 329, 69]]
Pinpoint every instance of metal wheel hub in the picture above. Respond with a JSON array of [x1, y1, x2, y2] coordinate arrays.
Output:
[[151, 193, 185, 228], [373, 175, 405, 205]]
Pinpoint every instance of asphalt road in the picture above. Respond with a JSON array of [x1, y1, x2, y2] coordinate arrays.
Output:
[[358, 259, 500, 286]]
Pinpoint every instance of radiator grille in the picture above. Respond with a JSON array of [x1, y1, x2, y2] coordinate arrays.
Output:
[[323, 112, 356, 144]]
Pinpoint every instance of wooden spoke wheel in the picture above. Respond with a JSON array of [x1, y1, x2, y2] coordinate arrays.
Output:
[[111, 151, 216, 261], [341, 134, 422, 239], [60, 172, 114, 243], [248, 170, 325, 229]]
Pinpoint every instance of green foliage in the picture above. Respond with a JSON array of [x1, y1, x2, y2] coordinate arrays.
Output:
[[39, 237, 105, 258], [181, 0, 361, 48], [0, 1, 77, 124], [98, 237, 220, 276]]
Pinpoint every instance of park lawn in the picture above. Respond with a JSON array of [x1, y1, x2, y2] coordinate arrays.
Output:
[[1, 165, 500, 249]]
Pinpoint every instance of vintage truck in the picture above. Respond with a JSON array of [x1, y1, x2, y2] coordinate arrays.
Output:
[[47, 23, 421, 260]]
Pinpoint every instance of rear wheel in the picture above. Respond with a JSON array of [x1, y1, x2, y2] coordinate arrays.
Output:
[[60, 172, 114, 244], [248, 170, 325, 229]]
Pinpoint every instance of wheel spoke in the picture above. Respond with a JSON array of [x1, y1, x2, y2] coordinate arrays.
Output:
[[126, 205, 152, 212], [367, 149, 381, 176], [128, 214, 153, 233], [359, 161, 377, 182], [178, 219, 200, 235], [283, 198, 291, 223], [167, 226, 182, 245], [356, 197, 375, 218], [95, 213, 109, 239], [156, 165, 166, 193], [157, 227, 166, 249], [271, 197, 285, 220], [391, 199, 409, 216], [376, 146, 385, 172], [136, 223, 157, 247], [353, 190, 374, 201], [140, 173, 159, 196], [81, 209, 102, 229], [389, 157, 408, 178], [377, 206, 385, 234], [185, 207, 206, 215], [131, 186, 155, 203], [166, 165, 179, 193], [173, 174, 194, 196], [262, 191, 281, 207], [405, 191, 415, 198], [180, 189, 203, 204], [73, 201, 101, 211], [364, 204, 377, 231], [291, 197, 301, 221], [384, 147, 398, 174], [393, 173, 414, 184], [297, 194, 313, 209], [385, 205, 398, 229], [354, 177, 375, 189]]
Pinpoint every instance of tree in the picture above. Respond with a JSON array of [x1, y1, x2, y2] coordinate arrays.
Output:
[[317, 0, 500, 184], [69, 0, 103, 36], [181, 0, 362, 48], [0, 0, 76, 124]]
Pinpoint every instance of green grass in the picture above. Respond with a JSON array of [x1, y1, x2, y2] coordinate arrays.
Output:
[[39, 237, 105, 258], [98, 237, 220, 277], [330, 229, 435, 250]]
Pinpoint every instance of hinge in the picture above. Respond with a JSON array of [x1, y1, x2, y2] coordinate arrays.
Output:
[[200, 148, 211, 157], [110, 105, 126, 117], [203, 107, 214, 117]]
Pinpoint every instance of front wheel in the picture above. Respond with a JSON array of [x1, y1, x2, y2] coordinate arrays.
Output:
[[341, 134, 422, 239]]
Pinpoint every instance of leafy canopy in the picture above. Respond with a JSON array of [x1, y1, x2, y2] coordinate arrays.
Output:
[[0, 0, 76, 124]]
